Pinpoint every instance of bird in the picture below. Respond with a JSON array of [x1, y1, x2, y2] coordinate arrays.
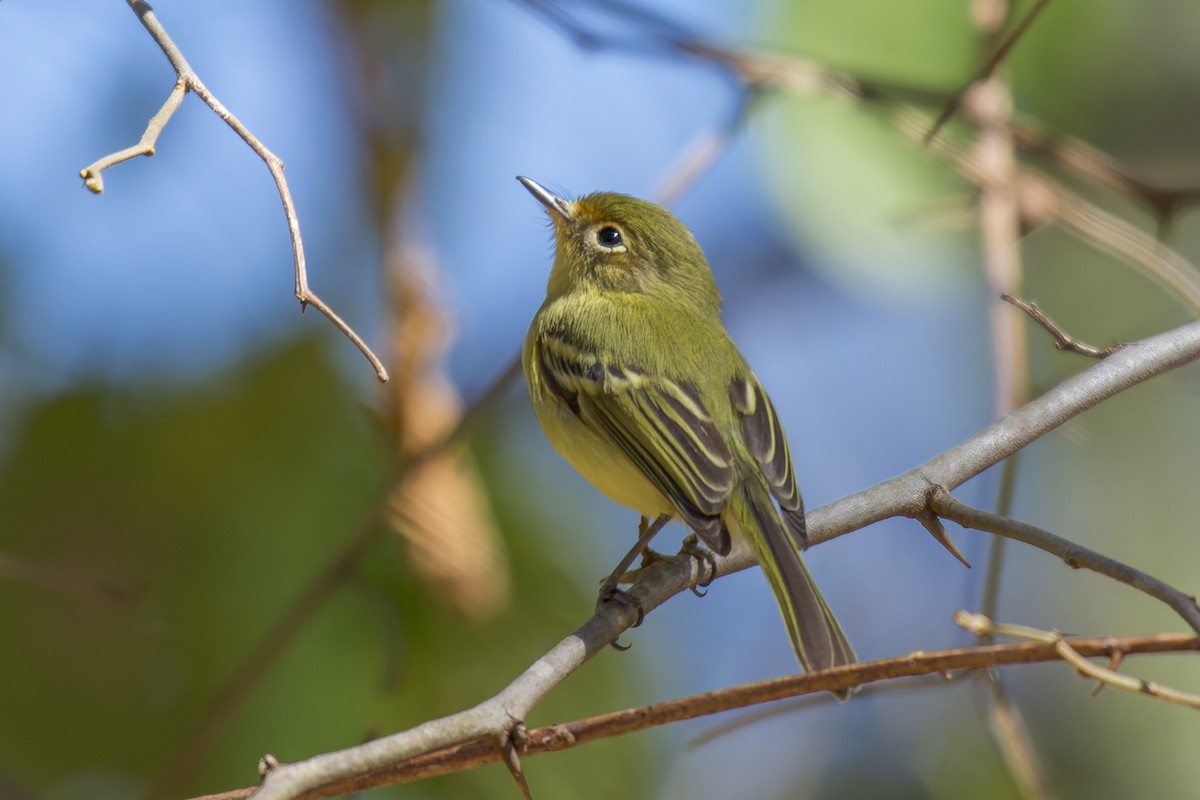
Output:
[[518, 176, 854, 674]]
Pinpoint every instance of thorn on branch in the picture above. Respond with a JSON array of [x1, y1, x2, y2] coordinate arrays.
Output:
[[1001, 293, 1124, 359], [933, 489, 1200, 634], [916, 506, 972, 567], [501, 724, 535, 800], [954, 611, 1200, 709]]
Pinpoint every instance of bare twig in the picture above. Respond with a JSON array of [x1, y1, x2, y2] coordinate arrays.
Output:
[[905, 115, 1200, 315], [196, 632, 1198, 800], [984, 678, 1057, 800], [958, 613, 1200, 710], [924, 0, 1055, 144], [0, 554, 133, 605], [1001, 293, 1124, 358], [962, 4, 1050, 793], [652, 88, 757, 206], [1008, 118, 1200, 230], [932, 490, 1200, 633], [80, 0, 388, 381]]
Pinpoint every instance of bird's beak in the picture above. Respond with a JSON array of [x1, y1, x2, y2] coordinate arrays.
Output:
[[517, 176, 574, 226]]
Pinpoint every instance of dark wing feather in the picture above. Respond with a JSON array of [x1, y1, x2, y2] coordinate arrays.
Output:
[[537, 332, 736, 553], [729, 375, 807, 548]]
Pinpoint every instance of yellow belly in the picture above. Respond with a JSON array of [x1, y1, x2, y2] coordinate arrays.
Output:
[[531, 387, 673, 518]]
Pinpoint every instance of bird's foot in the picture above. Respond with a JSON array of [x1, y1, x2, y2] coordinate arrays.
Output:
[[680, 534, 718, 597], [597, 582, 645, 651]]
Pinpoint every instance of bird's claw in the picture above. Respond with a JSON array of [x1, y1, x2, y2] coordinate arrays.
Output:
[[680, 534, 717, 596], [598, 582, 645, 650]]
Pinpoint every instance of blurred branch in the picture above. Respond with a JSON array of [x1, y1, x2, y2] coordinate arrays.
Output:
[[907, 114, 1200, 315], [961, 3, 1047, 795], [924, 0, 1055, 144], [383, 237, 512, 621], [930, 489, 1200, 633], [239, 317, 1200, 799], [983, 678, 1056, 800], [652, 87, 757, 206], [958, 613, 1200, 710], [1009, 118, 1200, 234], [80, 0, 388, 382], [0, 553, 133, 605], [519, 1, 1200, 314], [1002, 293, 1124, 358], [199, 631, 1199, 799]]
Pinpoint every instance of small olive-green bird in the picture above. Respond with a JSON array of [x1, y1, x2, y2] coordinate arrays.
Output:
[[519, 176, 854, 673]]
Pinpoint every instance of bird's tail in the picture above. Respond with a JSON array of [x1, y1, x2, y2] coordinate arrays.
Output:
[[731, 473, 855, 675]]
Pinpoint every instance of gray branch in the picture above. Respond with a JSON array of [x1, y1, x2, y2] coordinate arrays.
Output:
[[253, 318, 1200, 799]]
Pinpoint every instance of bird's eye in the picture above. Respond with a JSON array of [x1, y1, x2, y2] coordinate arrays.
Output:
[[596, 226, 624, 248]]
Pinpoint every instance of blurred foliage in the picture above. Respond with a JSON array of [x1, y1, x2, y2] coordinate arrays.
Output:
[[758, 0, 982, 296], [0, 340, 655, 798]]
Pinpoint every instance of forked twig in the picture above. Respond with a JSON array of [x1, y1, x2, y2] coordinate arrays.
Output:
[[1001, 293, 1124, 359], [80, 0, 388, 381], [958, 613, 1200, 710], [924, 0, 1056, 144]]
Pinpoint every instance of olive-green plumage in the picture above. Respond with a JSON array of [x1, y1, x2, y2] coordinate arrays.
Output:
[[518, 177, 854, 673]]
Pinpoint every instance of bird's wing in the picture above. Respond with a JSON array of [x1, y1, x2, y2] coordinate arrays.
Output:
[[728, 375, 807, 548], [537, 331, 736, 553]]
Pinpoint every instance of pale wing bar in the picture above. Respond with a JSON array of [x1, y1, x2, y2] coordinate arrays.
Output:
[[729, 375, 807, 548], [538, 333, 735, 553]]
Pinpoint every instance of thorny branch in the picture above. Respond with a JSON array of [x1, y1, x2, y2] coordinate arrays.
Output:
[[930, 490, 1200, 633], [242, 317, 1200, 800], [958, 614, 1200, 710], [80, 0, 388, 381], [194, 631, 1199, 799]]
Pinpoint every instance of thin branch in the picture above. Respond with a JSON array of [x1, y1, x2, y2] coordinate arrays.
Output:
[[1008, 117, 1200, 230], [983, 677, 1057, 800], [906, 115, 1200, 315], [198, 632, 1198, 800], [958, 613, 1200, 710], [0, 553, 134, 605], [932, 490, 1200, 633], [924, 0, 1055, 144], [79, 78, 186, 192], [962, 5, 1050, 793], [805, 318, 1200, 545], [80, 0, 387, 381], [652, 87, 757, 206], [980, 452, 1020, 623], [1001, 293, 1124, 359]]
